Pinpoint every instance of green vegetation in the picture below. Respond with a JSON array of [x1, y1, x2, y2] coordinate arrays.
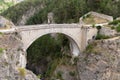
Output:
[[25, 0, 120, 24], [56, 71, 63, 79], [85, 42, 99, 54], [1, 0, 120, 79], [1, 0, 45, 24], [18, 68, 26, 77], [109, 20, 120, 25], [27, 34, 70, 79], [0, 48, 4, 56], [1, 0, 120, 24], [96, 34, 110, 40], [111, 26, 115, 30], [85, 44, 94, 53], [0, 32, 3, 35], [116, 24, 120, 32], [37, 74, 41, 79], [26, 0, 88, 24], [69, 71, 76, 76], [108, 20, 120, 32], [0, 0, 14, 13]]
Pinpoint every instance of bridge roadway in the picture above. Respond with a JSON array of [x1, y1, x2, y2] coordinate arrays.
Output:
[[16, 24, 81, 31]]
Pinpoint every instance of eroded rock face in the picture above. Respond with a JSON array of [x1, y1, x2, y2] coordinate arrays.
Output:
[[78, 38, 120, 80], [0, 33, 39, 80], [0, 16, 14, 29]]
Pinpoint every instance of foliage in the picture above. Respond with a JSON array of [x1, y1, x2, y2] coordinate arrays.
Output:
[[2, 0, 120, 24], [0, 48, 4, 54], [109, 20, 120, 25], [26, 0, 88, 24], [45, 59, 59, 78], [0, 48, 4, 56], [1, 0, 44, 24], [85, 42, 99, 54], [27, 34, 70, 79], [56, 71, 63, 79], [18, 68, 26, 77], [96, 26, 102, 30], [0, 32, 3, 35], [69, 71, 76, 76], [116, 24, 120, 32], [73, 57, 79, 65], [37, 74, 41, 79], [0, 0, 14, 13], [111, 26, 115, 29], [95, 34, 110, 40], [85, 44, 94, 53]]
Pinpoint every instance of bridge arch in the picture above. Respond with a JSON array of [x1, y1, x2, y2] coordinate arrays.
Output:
[[19, 24, 82, 56], [26, 32, 80, 56]]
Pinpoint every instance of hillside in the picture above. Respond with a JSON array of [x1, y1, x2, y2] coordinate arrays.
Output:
[[0, 0, 120, 80], [1, 0, 120, 25], [0, 0, 24, 13], [0, 0, 47, 25]]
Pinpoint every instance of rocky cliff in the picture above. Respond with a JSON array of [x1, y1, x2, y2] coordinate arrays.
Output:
[[0, 33, 39, 80], [78, 37, 120, 80]]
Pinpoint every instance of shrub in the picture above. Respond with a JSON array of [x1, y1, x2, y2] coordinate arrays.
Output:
[[111, 26, 115, 29], [69, 71, 76, 76], [0, 48, 4, 53], [109, 20, 120, 25], [73, 57, 79, 64], [92, 24, 95, 28], [56, 71, 63, 79], [1, 0, 44, 24], [116, 24, 120, 32], [0, 32, 3, 35], [85, 44, 94, 53], [37, 74, 41, 79], [18, 68, 26, 77], [95, 34, 110, 40]]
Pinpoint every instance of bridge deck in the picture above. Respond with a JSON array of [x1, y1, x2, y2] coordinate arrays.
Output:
[[16, 24, 81, 31]]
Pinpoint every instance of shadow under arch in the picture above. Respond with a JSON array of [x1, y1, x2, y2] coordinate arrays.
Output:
[[26, 33, 80, 78], [26, 32, 80, 56]]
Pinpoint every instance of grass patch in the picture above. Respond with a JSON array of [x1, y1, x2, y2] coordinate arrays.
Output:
[[83, 14, 108, 24], [85, 44, 94, 53], [0, 48, 4, 53], [0, 32, 3, 35], [18, 68, 26, 77], [85, 42, 99, 54]]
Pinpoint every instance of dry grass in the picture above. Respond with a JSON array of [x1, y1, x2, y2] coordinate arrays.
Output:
[[83, 15, 109, 24]]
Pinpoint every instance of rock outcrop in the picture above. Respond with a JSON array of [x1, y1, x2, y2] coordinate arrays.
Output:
[[0, 33, 39, 80], [17, 5, 44, 26], [78, 37, 120, 80], [0, 16, 14, 29]]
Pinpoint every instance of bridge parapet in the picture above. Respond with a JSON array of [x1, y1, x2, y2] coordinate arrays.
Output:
[[16, 24, 81, 31]]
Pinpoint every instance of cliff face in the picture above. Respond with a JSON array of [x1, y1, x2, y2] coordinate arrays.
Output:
[[78, 37, 120, 80], [0, 33, 39, 80]]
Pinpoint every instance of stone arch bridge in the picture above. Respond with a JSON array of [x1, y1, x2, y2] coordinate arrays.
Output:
[[15, 24, 97, 56]]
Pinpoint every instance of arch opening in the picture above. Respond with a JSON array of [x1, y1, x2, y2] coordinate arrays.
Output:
[[26, 33, 80, 79]]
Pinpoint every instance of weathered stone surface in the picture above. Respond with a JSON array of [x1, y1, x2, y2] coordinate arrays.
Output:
[[78, 37, 120, 80], [0, 33, 39, 80], [0, 16, 14, 29], [100, 26, 117, 36]]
